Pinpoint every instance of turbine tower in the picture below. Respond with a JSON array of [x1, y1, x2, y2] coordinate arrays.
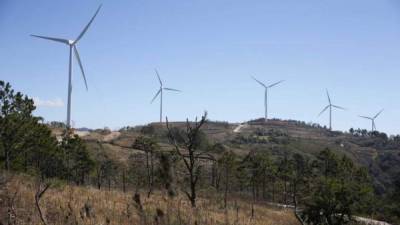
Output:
[[251, 76, 284, 122], [359, 109, 384, 132], [318, 90, 345, 130], [31, 5, 102, 129], [151, 69, 181, 123]]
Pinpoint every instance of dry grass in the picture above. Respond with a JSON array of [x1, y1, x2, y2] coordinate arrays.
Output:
[[1, 174, 299, 225]]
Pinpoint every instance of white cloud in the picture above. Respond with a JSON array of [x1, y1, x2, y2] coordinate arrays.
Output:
[[33, 97, 64, 108]]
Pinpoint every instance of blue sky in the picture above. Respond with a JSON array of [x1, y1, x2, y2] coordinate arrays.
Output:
[[1, 0, 400, 134]]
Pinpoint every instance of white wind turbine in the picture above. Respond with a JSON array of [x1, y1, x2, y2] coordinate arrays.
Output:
[[251, 76, 284, 122], [359, 109, 384, 132], [318, 90, 345, 131], [151, 69, 181, 123], [31, 5, 102, 128]]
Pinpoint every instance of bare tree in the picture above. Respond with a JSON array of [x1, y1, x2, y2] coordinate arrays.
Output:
[[166, 112, 211, 208], [35, 180, 50, 225]]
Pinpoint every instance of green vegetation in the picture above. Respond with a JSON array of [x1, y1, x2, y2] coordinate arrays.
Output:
[[301, 149, 373, 225], [0, 81, 94, 184], [1, 80, 400, 225]]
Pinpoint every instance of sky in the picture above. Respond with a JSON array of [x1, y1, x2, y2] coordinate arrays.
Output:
[[1, 0, 400, 134]]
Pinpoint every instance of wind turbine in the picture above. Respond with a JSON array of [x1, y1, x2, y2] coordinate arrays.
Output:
[[318, 90, 345, 130], [31, 5, 102, 128], [151, 69, 181, 123], [251, 76, 284, 122], [359, 109, 384, 132]]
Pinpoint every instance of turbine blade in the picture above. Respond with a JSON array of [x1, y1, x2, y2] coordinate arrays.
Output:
[[155, 69, 162, 86], [151, 89, 161, 103], [30, 35, 69, 44], [326, 89, 331, 104], [318, 105, 330, 117], [359, 115, 372, 120], [73, 46, 88, 91], [251, 76, 267, 88], [268, 80, 284, 88], [374, 109, 384, 119], [164, 87, 181, 92], [332, 105, 346, 110], [74, 4, 102, 43]]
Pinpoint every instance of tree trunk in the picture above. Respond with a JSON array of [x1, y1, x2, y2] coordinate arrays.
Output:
[[5, 148, 10, 171], [190, 177, 197, 208], [251, 178, 256, 219], [293, 181, 297, 209], [272, 180, 275, 202], [283, 177, 287, 204], [211, 163, 216, 188], [96, 169, 102, 189], [24, 150, 28, 172], [150, 152, 154, 196], [146, 151, 153, 197], [262, 176, 266, 200], [216, 174, 220, 191], [80, 173, 85, 185], [122, 169, 126, 193], [224, 165, 229, 209]]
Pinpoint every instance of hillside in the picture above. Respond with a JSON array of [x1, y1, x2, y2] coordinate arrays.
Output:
[[73, 118, 400, 193], [1, 174, 299, 225], [2, 74, 397, 225]]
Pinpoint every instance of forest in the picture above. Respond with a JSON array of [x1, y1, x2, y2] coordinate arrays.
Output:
[[1, 80, 400, 225]]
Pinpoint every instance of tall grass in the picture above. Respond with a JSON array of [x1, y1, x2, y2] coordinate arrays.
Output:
[[1, 174, 299, 225]]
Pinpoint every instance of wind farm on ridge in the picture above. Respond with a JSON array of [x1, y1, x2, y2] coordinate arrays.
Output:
[[29, 4, 385, 132], [1, 2, 400, 225]]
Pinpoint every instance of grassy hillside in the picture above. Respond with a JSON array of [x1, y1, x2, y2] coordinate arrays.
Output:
[[1, 173, 299, 225], [76, 118, 400, 193], [3, 80, 398, 225], [36, 118, 400, 224]]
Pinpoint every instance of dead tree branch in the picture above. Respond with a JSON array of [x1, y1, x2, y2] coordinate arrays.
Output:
[[35, 180, 50, 225], [166, 111, 210, 208]]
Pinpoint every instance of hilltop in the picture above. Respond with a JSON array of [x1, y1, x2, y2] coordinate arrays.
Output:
[[66, 118, 400, 194]]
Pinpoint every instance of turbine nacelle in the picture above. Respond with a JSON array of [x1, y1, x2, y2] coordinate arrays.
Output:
[[251, 76, 285, 90], [29, 37, 80, 46], [319, 90, 346, 116]]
